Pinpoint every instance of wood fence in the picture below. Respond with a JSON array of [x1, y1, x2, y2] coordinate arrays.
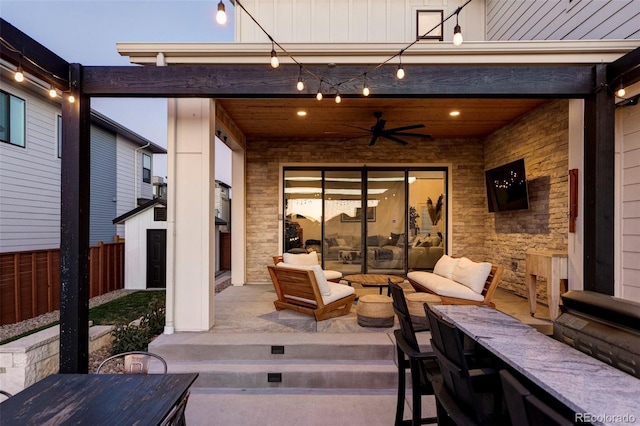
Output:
[[0, 241, 124, 326]]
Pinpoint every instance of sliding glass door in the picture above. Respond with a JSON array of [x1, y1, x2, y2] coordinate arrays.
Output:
[[283, 167, 447, 276]]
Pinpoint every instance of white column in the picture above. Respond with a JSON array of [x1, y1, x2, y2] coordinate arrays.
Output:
[[231, 148, 246, 286], [166, 98, 216, 332]]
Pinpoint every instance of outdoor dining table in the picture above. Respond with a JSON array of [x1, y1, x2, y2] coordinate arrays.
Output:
[[432, 304, 640, 426], [0, 372, 199, 425]]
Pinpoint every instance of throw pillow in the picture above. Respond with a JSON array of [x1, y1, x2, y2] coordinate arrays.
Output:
[[367, 235, 379, 247], [433, 255, 460, 280], [452, 257, 492, 294], [335, 238, 347, 247], [276, 262, 331, 296], [389, 232, 402, 246], [283, 251, 319, 266]]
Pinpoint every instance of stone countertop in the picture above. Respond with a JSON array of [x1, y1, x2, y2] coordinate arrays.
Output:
[[432, 305, 640, 426]]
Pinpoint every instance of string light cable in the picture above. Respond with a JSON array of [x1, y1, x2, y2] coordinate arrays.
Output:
[[0, 36, 69, 89]]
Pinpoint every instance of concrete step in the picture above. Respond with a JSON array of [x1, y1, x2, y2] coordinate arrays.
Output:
[[149, 332, 405, 390], [167, 359, 398, 389], [150, 332, 397, 362]]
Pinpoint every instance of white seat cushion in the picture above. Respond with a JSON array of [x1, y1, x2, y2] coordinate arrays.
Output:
[[276, 262, 330, 296], [408, 271, 484, 302], [452, 257, 492, 294], [286, 281, 355, 306], [323, 269, 343, 281], [283, 251, 319, 266]]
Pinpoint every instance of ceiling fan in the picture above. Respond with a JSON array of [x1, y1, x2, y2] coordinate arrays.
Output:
[[343, 112, 432, 146]]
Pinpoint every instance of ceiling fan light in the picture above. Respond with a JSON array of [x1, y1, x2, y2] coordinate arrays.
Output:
[[449, 111, 460, 117]]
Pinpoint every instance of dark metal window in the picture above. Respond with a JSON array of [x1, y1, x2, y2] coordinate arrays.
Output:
[[143, 153, 151, 183], [0, 90, 26, 148], [416, 10, 444, 41]]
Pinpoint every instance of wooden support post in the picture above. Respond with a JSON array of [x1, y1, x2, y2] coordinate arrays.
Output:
[[583, 64, 615, 295], [59, 63, 91, 374]]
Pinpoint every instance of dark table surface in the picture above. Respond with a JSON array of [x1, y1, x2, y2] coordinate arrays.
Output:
[[0, 373, 199, 426]]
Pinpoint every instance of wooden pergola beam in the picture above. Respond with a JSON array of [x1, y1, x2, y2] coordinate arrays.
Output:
[[81, 64, 595, 98], [0, 18, 69, 90], [607, 46, 640, 90]]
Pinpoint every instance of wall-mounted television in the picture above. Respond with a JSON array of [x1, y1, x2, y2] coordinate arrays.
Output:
[[485, 159, 529, 212]]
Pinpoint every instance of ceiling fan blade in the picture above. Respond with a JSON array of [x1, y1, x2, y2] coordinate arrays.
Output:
[[339, 124, 371, 132], [369, 134, 379, 146], [384, 134, 409, 145], [389, 132, 433, 139], [384, 124, 425, 132]]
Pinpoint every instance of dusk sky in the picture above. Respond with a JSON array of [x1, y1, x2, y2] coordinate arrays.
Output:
[[1, 0, 236, 181]]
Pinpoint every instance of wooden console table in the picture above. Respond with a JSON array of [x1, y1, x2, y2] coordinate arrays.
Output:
[[525, 250, 568, 320]]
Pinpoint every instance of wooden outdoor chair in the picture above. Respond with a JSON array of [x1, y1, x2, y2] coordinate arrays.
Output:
[[272, 254, 342, 282], [267, 264, 355, 321], [408, 264, 504, 308]]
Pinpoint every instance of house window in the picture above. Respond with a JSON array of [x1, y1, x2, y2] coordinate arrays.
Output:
[[416, 10, 444, 41], [57, 115, 62, 158], [143, 153, 151, 183], [0, 90, 26, 148]]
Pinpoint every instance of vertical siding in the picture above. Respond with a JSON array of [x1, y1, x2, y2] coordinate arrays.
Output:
[[487, 0, 640, 41], [0, 83, 61, 252], [621, 101, 640, 302], [90, 126, 117, 245], [116, 136, 136, 237], [236, 0, 485, 43]]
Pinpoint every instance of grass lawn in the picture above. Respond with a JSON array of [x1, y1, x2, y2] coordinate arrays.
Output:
[[90, 291, 165, 325], [0, 290, 166, 345]]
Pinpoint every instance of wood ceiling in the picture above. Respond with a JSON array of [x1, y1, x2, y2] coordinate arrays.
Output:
[[216, 98, 549, 141]]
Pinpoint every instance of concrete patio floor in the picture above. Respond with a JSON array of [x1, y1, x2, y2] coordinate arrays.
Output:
[[181, 272, 551, 426]]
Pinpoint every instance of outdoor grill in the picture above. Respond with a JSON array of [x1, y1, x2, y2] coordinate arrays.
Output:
[[553, 290, 640, 379]]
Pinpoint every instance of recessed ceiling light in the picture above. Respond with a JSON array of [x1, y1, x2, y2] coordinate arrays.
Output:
[[449, 111, 460, 117], [297, 111, 307, 116]]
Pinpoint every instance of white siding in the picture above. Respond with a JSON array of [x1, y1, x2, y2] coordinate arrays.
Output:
[[236, 0, 486, 43], [89, 126, 117, 245], [621, 99, 640, 302], [116, 136, 137, 237], [0, 83, 61, 252], [487, 0, 640, 41], [123, 206, 167, 289]]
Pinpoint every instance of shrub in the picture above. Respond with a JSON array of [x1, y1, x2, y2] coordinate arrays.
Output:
[[110, 297, 166, 353]]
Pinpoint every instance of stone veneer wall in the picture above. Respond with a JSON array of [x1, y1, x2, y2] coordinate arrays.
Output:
[[483, 100, 569, 299], [245, 137, 488, 283], [0, 325, 113, 394]]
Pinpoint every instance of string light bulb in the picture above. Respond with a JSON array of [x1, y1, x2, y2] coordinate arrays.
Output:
[[362, 73, 370, 96], [68, 95, 75, 103], [616, 87, 626, 97], [49, 86, 57, 98], [453, 12, 463, 46], [316, 80, 323, 101], [296, 65, 304, 91], [335, 93, 342, 104], [396, 53, 405, 79], [270, 43, 279, 68], [14, 66, 24, 82], [216, 1, 227, 25]]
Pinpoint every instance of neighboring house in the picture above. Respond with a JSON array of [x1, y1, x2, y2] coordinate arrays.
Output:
[[0, 72, 167, 252]]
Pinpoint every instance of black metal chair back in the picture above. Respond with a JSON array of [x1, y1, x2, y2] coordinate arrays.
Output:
[[500, 370, 573, 426], [426, 307, 486, 424], [388, 281, 438, 425]]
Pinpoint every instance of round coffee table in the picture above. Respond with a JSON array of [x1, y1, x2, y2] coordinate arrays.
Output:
[[343, 274, 405, 296]]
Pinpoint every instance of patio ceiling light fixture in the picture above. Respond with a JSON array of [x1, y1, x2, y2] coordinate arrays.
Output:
[[216, 1, 227, 25]]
